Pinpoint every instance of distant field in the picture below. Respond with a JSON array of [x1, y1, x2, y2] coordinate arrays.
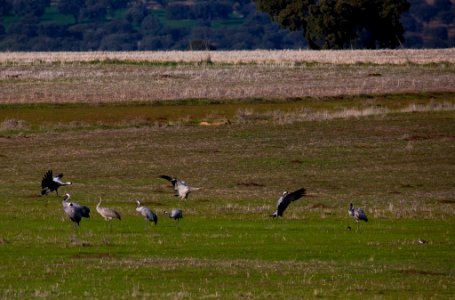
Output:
[[1, 50, 455, 104], [1, 49, 455, 64], [0, 51, 454, 298]]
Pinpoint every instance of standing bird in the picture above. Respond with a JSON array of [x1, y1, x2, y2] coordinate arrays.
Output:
[[159, 175, 201, 200], [348, 203, 368, 231], [271, 188, 306, 218], [96, 199, 121, 221], [62, 193, 90, 226], [136, 201, 158, 225], [41, 169, 72, 196], [164, 209, 183, 224]]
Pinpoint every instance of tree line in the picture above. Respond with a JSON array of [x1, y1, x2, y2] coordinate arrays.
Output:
[[0, 0, 453, 51]]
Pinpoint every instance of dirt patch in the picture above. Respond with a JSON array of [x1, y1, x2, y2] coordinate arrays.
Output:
[[72, 252, 115, 259], [290, 159, 304, 164], [403, 134, 455, 141], [309, 203, 331, 209], [236, 182, 265, 187], [438, 199, 455, 204], [398, 269, 446, 276]]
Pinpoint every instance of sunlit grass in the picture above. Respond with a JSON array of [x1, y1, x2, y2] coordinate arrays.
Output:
[[0, 52, 454, 298], [0, 105, 454, 298]]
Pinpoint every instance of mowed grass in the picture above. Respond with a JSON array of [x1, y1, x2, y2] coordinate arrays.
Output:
[[0, 101, 454, 298]]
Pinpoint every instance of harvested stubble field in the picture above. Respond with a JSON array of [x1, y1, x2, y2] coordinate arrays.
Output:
[[1, 49, 455, 104], [0, 50, 454, 299]]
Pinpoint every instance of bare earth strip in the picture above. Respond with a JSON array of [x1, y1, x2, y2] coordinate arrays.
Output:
[[1, 50, 455, 104]]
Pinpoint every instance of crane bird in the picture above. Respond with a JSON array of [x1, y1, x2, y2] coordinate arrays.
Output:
[[41, 169, 72, 196], [62, 193, 90, 226], [136, 201, 158, 225], [159, 175, 201, 200], [96, 199, 121, 221], [348, 203, 368, 230], [271, 188, 306, 218], [164, 209, 183, 221]]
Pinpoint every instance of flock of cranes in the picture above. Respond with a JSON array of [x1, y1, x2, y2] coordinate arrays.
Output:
[[41, 169, 368, 230]]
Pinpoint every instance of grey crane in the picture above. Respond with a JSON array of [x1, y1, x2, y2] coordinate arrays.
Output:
[[159, 175, 201, 200], [136, 201, 158, 225], [97, 199, 121, 234], [348, 203, 368, 223], [348, 203, 368, 231], [164, 209, 183, 223], [96, 199, 121, 221], [271, 188, 306, 218], [62, 193, 90, 226], [41, 169, 72, 196]]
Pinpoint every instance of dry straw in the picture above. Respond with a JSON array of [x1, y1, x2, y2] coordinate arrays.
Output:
[[1, 49, 455, 65]]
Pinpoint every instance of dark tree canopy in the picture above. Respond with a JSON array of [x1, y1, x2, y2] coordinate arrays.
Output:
[[256, 0, 410, 49], [0, 0, 451, 51]]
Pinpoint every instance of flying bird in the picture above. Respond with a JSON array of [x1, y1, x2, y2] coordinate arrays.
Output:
[[41, 169, 72, 196], [164, 209, 183, 222], [159, 175, 201, 200], [136, 200, 158, 225], [62, 193, 90, 226], [96, 199, 121, 221], [271, 188, 306, 218]]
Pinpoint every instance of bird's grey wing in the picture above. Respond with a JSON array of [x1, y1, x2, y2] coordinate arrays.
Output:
[[356, 208, 368, 221], [112, 209, 121, 220], [53, 176, 65, 185], [72, 202, 90, 218], [159, 175, 175, 183], [285, 188, 306, 202], [149, 211, 158, 224], [80, 205, 90, 218], [144, 207, 156, 223], [41, 170, 54, 189], [176, 179, 188, 187], [275, 196, 291, 216], [172, 209, 183, 219], [100, 207, 121, 219], [159, 175, 178, 189]]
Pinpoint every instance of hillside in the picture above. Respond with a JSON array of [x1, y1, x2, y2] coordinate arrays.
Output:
[[0, 0, 453, 50]]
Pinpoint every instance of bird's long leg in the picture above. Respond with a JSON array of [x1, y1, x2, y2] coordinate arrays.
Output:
[[103, 221, 112, 245], [70, 223, 79, 243]]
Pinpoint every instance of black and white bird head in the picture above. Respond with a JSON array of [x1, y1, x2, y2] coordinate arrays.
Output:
[[63, 193, 71, 201]]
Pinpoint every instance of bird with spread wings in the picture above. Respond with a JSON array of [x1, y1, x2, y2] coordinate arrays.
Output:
[[159, 175, 201, 200], [271, 188, 306, 218]]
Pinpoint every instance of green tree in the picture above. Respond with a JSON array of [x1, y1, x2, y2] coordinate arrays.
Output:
[[256, 0, 410, 49], [57, 0, 85, 21], [11, 0, 50, 17]]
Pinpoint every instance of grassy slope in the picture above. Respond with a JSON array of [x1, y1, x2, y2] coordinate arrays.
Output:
[[0, 105, 454, 298]]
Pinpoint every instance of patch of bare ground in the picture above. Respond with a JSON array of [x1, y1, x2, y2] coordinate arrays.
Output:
[[397, 269, 447, 276]]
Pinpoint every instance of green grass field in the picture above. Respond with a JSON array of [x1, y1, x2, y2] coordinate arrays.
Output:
[[0, 56, 454, 298]]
